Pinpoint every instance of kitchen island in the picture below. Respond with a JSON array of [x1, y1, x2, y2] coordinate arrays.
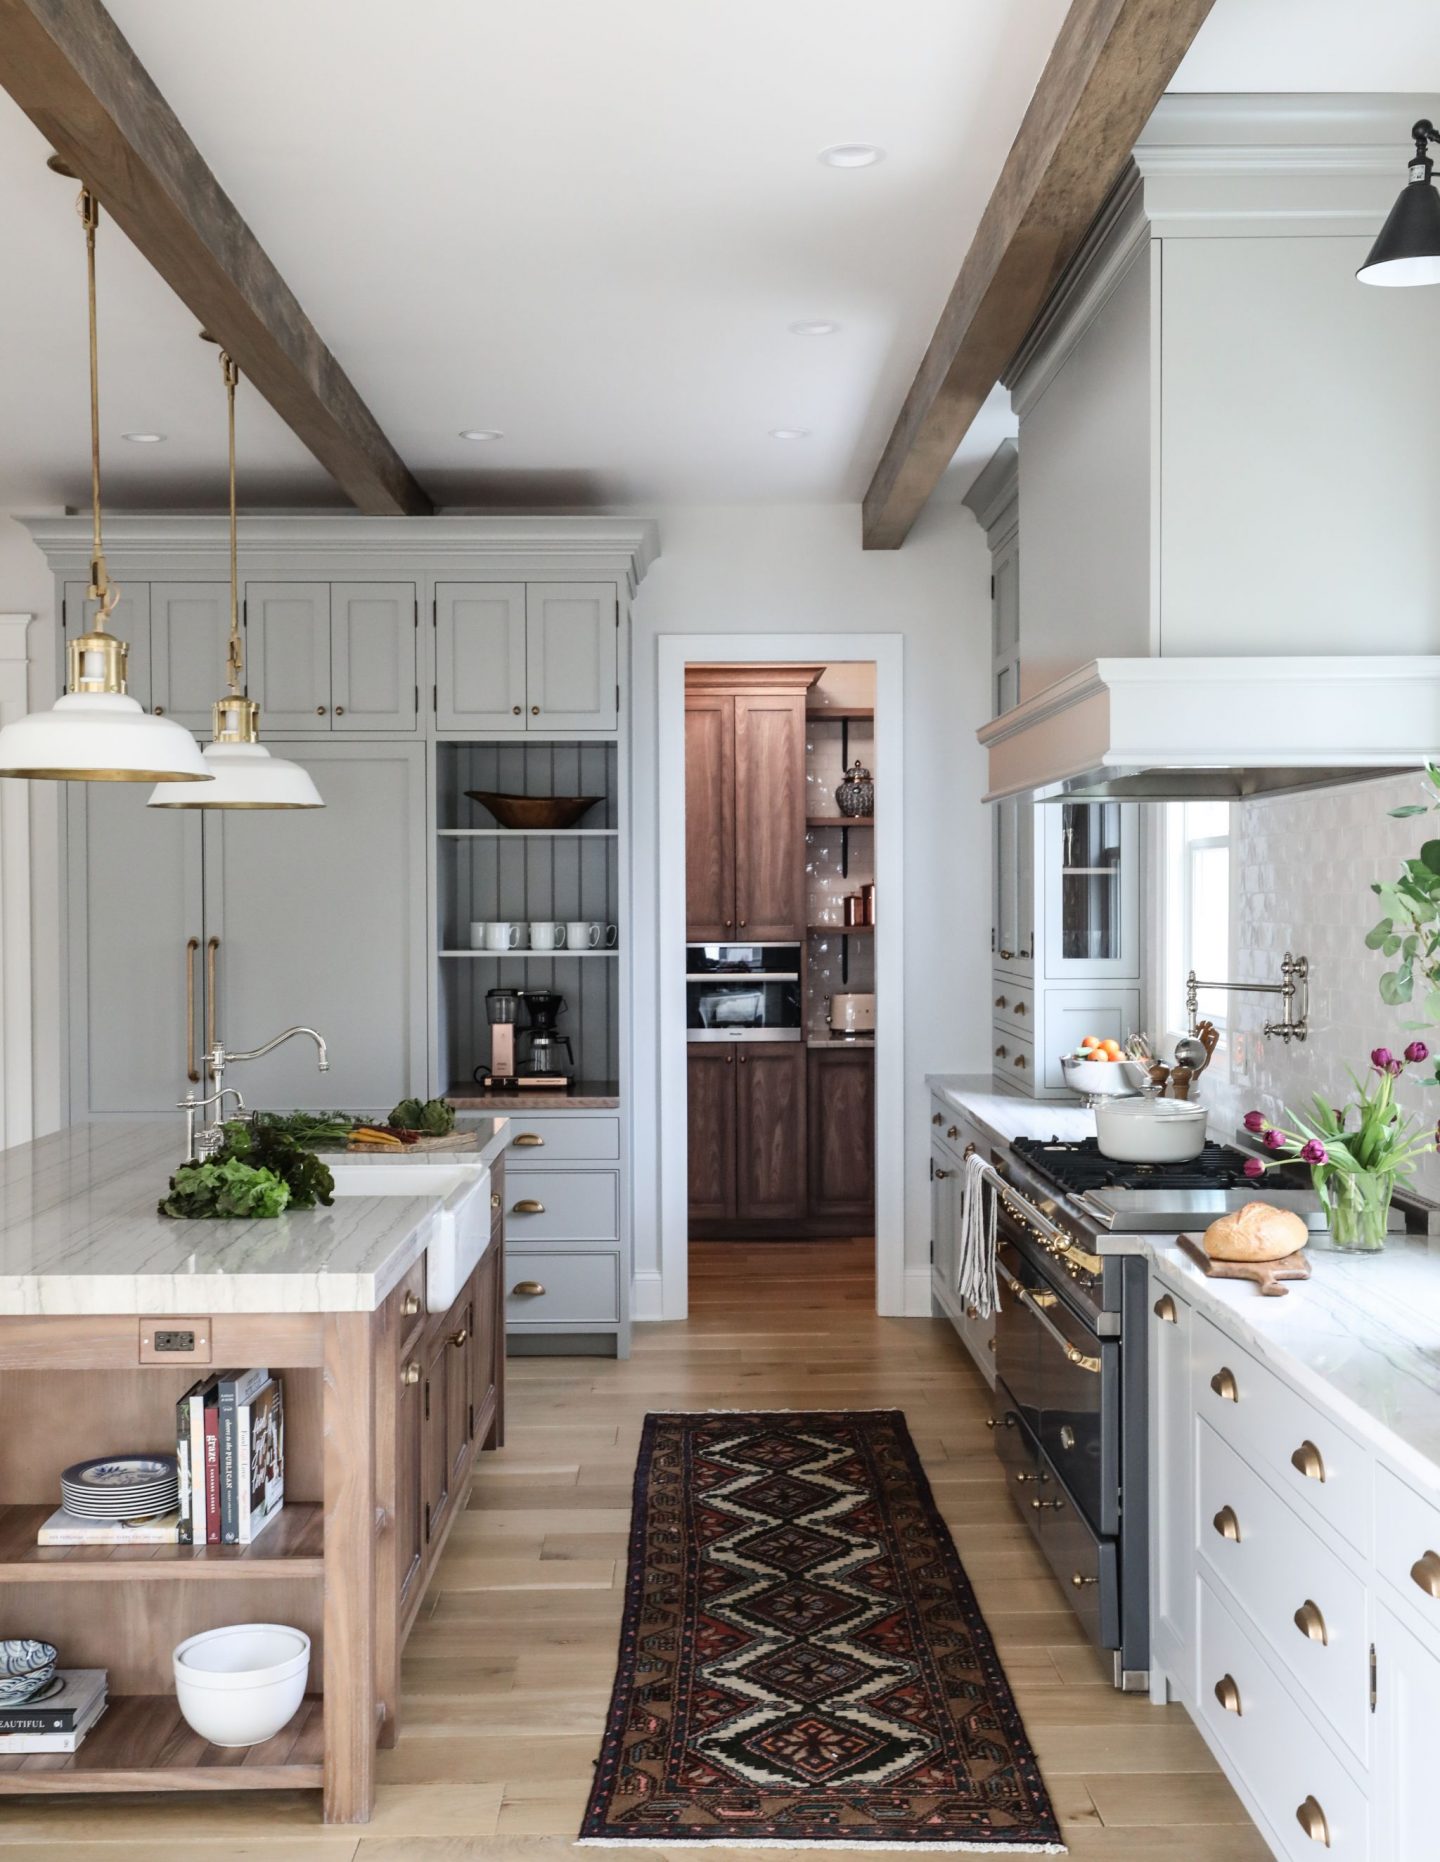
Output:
[[0, 1116, 510, 1823]]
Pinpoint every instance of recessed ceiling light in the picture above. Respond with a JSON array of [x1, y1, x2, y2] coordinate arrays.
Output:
[[819, 144, 884, 169], [459, 429, 504, 442], [121, 431, 166, 443], [789, 320, 840, 337], [769, 428, 811, 441]]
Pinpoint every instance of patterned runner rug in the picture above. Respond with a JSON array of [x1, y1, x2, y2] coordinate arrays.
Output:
[[580, 1410, 1064, 1852]]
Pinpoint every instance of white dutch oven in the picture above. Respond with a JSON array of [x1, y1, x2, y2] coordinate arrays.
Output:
[[1094, 1096, 1208, 1163]]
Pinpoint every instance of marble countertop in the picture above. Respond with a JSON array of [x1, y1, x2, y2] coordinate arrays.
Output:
[[0, 1118, 510, 1317], [925, 1073, 1096, 1147]]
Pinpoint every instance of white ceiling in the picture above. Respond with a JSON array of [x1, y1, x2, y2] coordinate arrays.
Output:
[[1, 0, 1437, 521]]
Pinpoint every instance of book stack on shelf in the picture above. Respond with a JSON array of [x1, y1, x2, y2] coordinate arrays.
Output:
[[178, 1369, 285, 1547], [0, 1670, 107, 1754]]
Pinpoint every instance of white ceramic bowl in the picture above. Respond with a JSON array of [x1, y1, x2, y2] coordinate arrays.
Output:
[[1094, 1096, 1209, 1163], [173, 1624, 310, 1748]]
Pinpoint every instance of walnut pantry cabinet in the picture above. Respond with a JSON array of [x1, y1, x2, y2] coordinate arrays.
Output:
[[807, 1045, 875, 1233], [687, 1043, 807, 1234]]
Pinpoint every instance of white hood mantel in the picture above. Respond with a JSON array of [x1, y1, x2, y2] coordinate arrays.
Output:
[[978, 657, 1440, 803]]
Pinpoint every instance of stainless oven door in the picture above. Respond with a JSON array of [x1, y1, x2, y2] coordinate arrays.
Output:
[[995, 1240, 1119, 1537]]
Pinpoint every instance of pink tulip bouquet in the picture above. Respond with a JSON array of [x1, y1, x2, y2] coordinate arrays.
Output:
[[1241, 1044, 1436, 1251]]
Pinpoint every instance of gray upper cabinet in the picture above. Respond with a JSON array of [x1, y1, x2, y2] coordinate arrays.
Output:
[[527, 583, 617, 731], [64, 581, 153, 712], [151, 583, 231, 731], [246, 582, 333, 729], [331, 582, 417, 731], [203, 742, 427, 1109], [435, 584, 526, 731]]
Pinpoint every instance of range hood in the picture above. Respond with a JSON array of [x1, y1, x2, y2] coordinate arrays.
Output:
[[979, 657, 1440, 803]]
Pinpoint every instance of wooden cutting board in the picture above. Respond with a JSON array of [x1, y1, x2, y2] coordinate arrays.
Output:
[[347, 1129, 477, 1154], [1179, 1233, 1311, 1296]]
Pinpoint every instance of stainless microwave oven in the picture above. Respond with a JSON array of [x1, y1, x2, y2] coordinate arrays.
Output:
[[685, 943, 803, 1042]]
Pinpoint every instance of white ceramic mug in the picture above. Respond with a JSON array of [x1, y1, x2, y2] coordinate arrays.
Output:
[[484, 921, 522, 951], [597, 923, 619, 948], [469, 921, 488, 950], [565, 921, 600, 949], [528, 922, 567, 951]]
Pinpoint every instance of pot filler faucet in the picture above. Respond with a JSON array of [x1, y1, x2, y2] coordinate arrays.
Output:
[[177, 1027, 330, 1160]]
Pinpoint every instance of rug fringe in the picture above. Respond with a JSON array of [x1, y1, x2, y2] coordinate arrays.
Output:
[[576, 1840, 1067, 1853]]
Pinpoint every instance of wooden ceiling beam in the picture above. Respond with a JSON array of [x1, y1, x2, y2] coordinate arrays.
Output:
[[0, 0, 432, 515], [860, 0, 1216, 550]]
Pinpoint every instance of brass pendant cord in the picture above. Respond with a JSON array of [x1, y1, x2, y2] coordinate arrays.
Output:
[[78, 187, 117, 628], [220, 350, 242, 695]]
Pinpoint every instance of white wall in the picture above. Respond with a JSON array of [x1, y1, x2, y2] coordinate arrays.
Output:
[[1202, 773, 1440, 1205], [626, 500, 993, 1316]]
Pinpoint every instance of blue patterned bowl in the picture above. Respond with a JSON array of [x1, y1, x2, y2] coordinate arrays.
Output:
[[0, 1640, 58, 1706]]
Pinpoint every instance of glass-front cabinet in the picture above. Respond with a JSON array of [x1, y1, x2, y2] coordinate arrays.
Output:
[[1042, 802, 1139, 980]]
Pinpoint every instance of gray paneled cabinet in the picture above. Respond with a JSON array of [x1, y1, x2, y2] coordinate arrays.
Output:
[[435, 581, 618, 733], [66, 742, 428, 1118], [247, 581, 418, 732]]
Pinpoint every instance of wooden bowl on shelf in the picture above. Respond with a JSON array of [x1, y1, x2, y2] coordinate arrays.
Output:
[[465, 790, 603, 830]]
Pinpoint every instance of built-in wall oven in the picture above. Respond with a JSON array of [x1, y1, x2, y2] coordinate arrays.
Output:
[[686, 943, 803, 1041]]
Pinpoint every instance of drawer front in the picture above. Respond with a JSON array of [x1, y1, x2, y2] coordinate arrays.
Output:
[[1194, 1311, 1372, 1556], [991, 1031, 1034, 1091], [992, 982, 1033, 1036], [505, 1249, 620, 1326], [505, 1115, 621, 1163], [1375, 1463, 1440, 1641], [1198, 1420, 1369, 1759], [506, 1169, 619, 1241], [1198, 1573, 1369, 1862]]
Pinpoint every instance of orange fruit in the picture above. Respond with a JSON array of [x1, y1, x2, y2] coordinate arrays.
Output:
[[1101, 1039, 1122, 1056], [1080, 1035, 1101, 1050]]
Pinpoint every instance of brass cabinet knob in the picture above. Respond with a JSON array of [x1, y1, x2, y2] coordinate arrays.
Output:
[[995, 995, 1007, 1009], [401, 1360, 421, 1386], [986, 1335, 997, 1353], [490, 1191, 501, 1210], [932, 1112, 943, 1126], [1291, 1439, 1326, 1483], [450, 1327, 469, 1349], [1214, 1673, 1242, 1716], [512, 1199, 545, 1214], [1410, 1549, 1440, 1598], [335, 704, 345, 716], [512, 704, 522, 716], [995, 1045, 1008, 1059], [1295, 1796, 1330, 1846], [1154, 1293, 1178, 1324], [316, 705, 327, 715], [513, 1132, 545, 1147], [1071, 1572, 1098, 1589], [933, 1167, 949, 1180], [512, 1280, 545, 1297], [153, 704, 165, 715], [1015, 1001, 1027, 1015], [531, 705, 540, 715], [401, 1290, 421, 1317], [947, 1124, 959, 1139], [1210, 1366, 1239, 1402], [1294, 1599, 1329, 1645], [1014, 1054, 1026, 1070], [1000, 948, 1015, 961], [1213, 1504, 1242, 1543]]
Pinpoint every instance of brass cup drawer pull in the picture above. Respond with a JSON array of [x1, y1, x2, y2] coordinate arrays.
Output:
[[1291, 1439, 1326, 1483], [512, 1199, 545, 1214], [1015, 1001, 1027, 1015], [1410, 1548, 1440, 1598], [1013, 1054, 1027, 1070], [512, 1132, 545, 1147], [1213, 1504, 1242, 1543], [995, 1045, 1008, 1059], [1214, 1673, 1242, 1716], [1295, 1796, 1331, 1846], [1153, 1293, 1178, 1324], [511, 1280, 546, 1297], [995, 995, 1007, 1009], [401, 1360, 421, 1386], [946, 1124, 959, 1140], [1294, 1599, 1329, 1645], [401, 1290, 421, 1317], [932, 1112, 943, 1126], [1210, 1366, 1239, 1402]]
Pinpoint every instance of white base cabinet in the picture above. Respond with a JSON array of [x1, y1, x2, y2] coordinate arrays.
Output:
[[928, 1093, 994, 1382], [1148, 1258, 1440, 1861]]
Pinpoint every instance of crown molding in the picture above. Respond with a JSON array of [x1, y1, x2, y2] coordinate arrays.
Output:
[[960, 439, 1019, 538]]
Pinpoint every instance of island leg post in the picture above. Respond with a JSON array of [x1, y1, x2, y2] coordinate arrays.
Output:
[[323, 1309, 377, 1824]]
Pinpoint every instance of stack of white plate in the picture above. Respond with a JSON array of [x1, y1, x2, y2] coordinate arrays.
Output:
[[59, 1455, 179, 1521]]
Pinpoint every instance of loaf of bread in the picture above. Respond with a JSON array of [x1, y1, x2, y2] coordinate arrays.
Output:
[[1203, 1201, 1309, 1263]]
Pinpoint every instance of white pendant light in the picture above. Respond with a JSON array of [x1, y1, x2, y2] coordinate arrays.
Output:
[[149, 344, 321, 810], [0, 169, 210, 785]]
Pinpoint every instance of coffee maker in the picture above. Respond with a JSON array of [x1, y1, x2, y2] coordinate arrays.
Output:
[[478, 987, 524, 1090], [518, 990, 573, 1088]]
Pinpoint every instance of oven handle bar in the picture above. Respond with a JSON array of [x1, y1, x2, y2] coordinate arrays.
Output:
[[967, 1149, 1104, 1277], [997, 1260, 1103, 1375]]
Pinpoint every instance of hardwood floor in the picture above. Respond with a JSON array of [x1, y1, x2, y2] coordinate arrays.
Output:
[[0, 1236, 1266, 1859]]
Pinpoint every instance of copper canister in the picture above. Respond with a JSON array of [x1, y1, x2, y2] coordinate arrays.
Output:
[[861, 882, 876, 924], [844, 894, 863, 927]]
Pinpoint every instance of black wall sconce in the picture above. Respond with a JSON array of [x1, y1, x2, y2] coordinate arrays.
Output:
[[1358, 119, 1440, 286]]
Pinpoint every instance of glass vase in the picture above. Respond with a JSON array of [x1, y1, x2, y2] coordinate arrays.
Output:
[[1315, 1168, 1392, 1252]]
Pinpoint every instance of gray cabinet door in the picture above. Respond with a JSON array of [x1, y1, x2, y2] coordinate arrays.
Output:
[[202, 742, 427, 1111], [67, 782, 204, 1116], [434, 584, 526, 731], [150, 582, 231, 732], [64, 581, 152, 712], [246, 582, 332, 730], [331, 582, 417, 731], [525, 583, 617, 731]]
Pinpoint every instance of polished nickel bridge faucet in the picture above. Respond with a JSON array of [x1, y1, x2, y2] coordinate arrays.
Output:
[[178, 1027, 330, 1160], [1186, 952, 1309, 1044], [205, 1025, 330, 1101]]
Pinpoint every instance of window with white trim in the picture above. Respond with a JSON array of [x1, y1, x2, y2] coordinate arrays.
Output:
[[1163, 801, 1231, 1036]]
